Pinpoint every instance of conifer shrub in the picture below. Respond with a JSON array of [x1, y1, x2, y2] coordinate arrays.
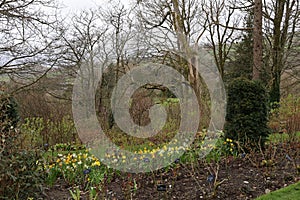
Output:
[[224, 78, 271, 150]]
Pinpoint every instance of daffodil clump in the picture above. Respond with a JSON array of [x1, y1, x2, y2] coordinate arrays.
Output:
[[204, 137, 238, 162], [42, 144, 107, 188], [102, 138, 190, 168], [222, 138, 237, 154]]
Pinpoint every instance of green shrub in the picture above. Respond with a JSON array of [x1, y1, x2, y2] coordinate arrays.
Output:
[[20, 117, 44, 149], [19, 116, 78, 148], [205, 138, 238, 163], [224, 78, 270, 150], [0, 94, 20, 157], [0, 93, 45, 199], [45, 115, 77, 145], [0, 149, 45, 199], [0, 94, 19, 130], [269, 94, 300, 138]]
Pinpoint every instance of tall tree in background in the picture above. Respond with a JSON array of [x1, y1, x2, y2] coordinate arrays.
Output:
[[136, 0, 213, 128], [136, 0, 206, 94], [0, 0, 61, 91], [264, 0, 300, 103], [203, 0, 240, 80], [253, 0, 263, 80], [225, 13, 253, 81], [101, 3, 135, 83]]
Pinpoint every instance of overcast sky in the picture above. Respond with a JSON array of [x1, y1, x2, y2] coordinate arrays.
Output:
[[60, 0, 105, 11], [60, 0, 132, 12]]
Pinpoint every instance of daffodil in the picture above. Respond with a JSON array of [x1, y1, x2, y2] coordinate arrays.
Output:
[[92, 160, 101, 166], [151, 153, 155, 158]]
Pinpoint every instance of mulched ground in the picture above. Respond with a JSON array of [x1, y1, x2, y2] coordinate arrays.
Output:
[[44, 142, 300, 200]]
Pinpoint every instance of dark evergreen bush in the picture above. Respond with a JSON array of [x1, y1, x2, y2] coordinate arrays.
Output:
[[0, 93, 20, 155], [224, 78, 270, 150], [0, 94, 20, 129], [0, 93, 44, 199]]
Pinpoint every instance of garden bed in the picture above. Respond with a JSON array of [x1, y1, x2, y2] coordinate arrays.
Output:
[[42, 141, 300, 200]]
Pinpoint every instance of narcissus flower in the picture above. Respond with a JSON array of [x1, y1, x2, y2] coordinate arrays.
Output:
[[92, 160, 101, 166]]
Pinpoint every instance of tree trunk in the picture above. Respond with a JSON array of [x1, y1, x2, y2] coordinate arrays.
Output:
[[270, 71, 281, 103], [269, 0, 286, 103], [253, 0, 263, 80]]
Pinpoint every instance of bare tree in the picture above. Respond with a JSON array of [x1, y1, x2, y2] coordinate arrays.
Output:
[[60, 9, 108, 73], [134, 0, 216, 128], [136, 0, 207, 89], [101, 2, 136, 82], [281, 32, 300, 95], [41, 8, 109, 104], [202, 0, 241, 80], [0, 0, 62, 91], [263, 0, 300, 102]]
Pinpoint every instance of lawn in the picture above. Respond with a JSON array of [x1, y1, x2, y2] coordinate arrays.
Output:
[[255, 181, 300, 200]]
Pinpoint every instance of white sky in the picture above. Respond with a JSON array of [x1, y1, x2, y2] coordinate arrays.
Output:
[[59, 0, 132, 12], [60, 0, 105, 11]]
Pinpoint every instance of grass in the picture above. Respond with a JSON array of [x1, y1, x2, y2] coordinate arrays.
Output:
[[255, 181, 300, 200], [267, 132, 300, 144]]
